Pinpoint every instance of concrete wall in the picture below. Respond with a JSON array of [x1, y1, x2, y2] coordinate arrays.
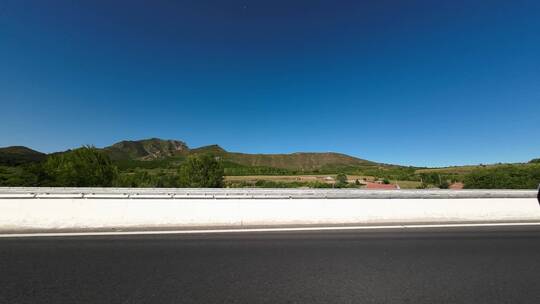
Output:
[[1, 196, 540, 232]]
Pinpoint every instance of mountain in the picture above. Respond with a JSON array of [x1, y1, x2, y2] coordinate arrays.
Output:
[[104, 138, 189, 160], [0, 138, 384, 171], [189, 145, 376, 170], [0, 146, 47, 165], [222, 152, 376, 170], [102, 139, 378, 170], [189, 144, 227, 155]]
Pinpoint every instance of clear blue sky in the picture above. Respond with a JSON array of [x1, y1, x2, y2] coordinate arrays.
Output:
[[1, 0, 539, 167]]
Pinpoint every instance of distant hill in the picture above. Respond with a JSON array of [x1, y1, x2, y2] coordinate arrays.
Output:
[[189, 144, 227, 155], [103, 138, 189, 160], [223, 151, 376, 170], [0, 138, 381, 171], [102, 139, 378, 170], [0, 146, 46, 166], [10, 138, 536, 174], [2, 139, 539, 190]]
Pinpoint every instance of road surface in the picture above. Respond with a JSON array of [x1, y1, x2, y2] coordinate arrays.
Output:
[[2, 226, 540, 303]]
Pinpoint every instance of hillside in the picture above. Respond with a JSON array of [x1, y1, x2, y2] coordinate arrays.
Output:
[[0, 146, 46, 166], [1, 139, 538, 189], [104, 138, 189, 160], [103, 139, 379, 171], [189, 144, 227, 156], [223, 151, 376, 170], [0, 139, 384, 172], [415, 162, 540, 175], [4, 138, 534, 174]]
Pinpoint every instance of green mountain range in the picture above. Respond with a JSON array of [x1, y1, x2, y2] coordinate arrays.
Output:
[[1, 138, 539, 189], [104, 138, 189, 161], [105, 138, 384, 171], [0, 138, 383, 171], [0, 146, 46, 166]]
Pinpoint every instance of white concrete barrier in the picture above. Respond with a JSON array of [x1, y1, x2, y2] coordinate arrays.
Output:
[[0, 187, 539, 232]]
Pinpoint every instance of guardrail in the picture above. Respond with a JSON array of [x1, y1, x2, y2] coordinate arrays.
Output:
[[0, 187, 537, 199], [1, 187, 539, 233]]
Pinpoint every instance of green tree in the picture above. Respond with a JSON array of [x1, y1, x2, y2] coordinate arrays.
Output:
[[438, 180, 450, 189], [335, 173, 348, 188], [178, 154, 224, 188], [42, 146, 117, 187], [463, 165, 540, 189], [114, 170, 155, 187]]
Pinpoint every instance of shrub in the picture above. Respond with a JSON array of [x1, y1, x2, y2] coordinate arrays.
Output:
[[178, 154, 224, 188], [42, 146, 117, 187], [416, 182, 428, 189], [463, 165, 540, 189], [438, 180, 450, 189], [335, 173, 348, 188]]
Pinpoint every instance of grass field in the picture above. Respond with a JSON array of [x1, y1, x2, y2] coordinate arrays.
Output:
[[224, 175, 422, 189]]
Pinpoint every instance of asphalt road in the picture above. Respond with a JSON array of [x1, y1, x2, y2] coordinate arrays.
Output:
[[2, 227, 540, 303]]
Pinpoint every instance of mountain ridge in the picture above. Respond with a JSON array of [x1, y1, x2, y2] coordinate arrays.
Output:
[[105, 138, 378, 170], [104, 138, 189, 160], [0, 138, 381, 170], [1, 138, 538, 172], [0, 146, 47, 166]]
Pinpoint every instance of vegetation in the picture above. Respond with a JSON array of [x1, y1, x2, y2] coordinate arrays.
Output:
[[104, 138, 188, 161], [178, 154, 224, 188], [223, 152, 375, 171], [222, 162, 296, 176], [335, 173, 348, 188], [0, 146, 46, 166], [41, 146, 118, 187], [226, 179, 345, 189], [463, 165, 540, 189], [0, 165, 41, 186], [115, 169, 180, 188], [0, 139, 539, 189], [416, 172, 456, 189]]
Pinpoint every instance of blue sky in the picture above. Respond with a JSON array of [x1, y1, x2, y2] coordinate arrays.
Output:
[[1, 0, 539, 167]]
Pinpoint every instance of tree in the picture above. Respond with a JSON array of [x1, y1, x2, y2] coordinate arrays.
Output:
[[335, 173, 348, 188], [178, 154, 224, 188], [463, 165, 540, 189], [438, 180, 450, 189], [42, 146, 117, 187]]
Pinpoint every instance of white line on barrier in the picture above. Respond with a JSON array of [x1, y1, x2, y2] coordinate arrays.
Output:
[[2, 222, 540, 238]]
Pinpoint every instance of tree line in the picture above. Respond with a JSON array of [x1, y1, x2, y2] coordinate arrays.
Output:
[[463, 165, 540, 189], [1, 146, 539, 189], [0, 146, 224, 188]]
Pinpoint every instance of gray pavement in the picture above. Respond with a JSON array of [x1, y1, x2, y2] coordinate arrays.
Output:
[[2, 226, 540, 303]]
